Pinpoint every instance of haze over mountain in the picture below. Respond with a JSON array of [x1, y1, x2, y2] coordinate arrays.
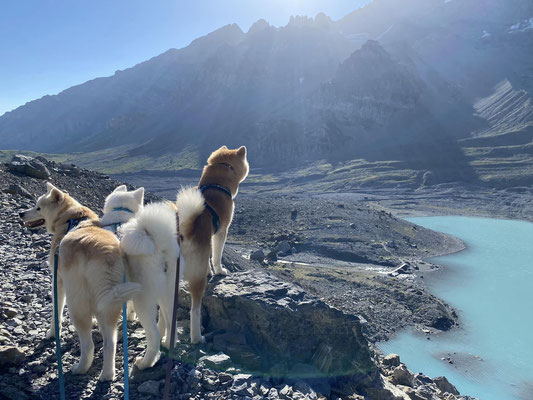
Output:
[[1, 0, 532, 187]]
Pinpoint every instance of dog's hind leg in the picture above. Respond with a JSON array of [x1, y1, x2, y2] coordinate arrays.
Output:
[[189, 276, 207, 344], [126, 300, 136, 322], [157, 308, 166, 345], [70, 311, 94, 375], [46, 275, 66, 339], [133, 297, 161, 370], [96, 307, 120, 382], [212, 227, 229, 275], [159, 283, 177, 349]]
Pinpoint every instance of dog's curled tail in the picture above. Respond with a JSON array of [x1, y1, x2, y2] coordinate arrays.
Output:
[[120, 202, 177, 256], [176, 187, 205, 238], [96, 282, 141, 314]]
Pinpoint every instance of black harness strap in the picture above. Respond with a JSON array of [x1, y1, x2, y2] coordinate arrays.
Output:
[[199, 184, 232, 234], [204, 203, 220, 234], [199, 184, 232, 199]]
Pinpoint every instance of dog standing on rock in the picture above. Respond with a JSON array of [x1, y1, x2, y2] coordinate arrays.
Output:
[[177, 145, 249, 344]]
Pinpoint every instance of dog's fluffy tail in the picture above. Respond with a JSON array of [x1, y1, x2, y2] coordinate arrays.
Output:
[[120, 202, 177, 256], [97, 282, 141, 314], [176, 187, 205, 238]]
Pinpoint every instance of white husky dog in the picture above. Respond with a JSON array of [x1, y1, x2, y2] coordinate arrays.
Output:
[[100, 184, 145, 321], [119, 191, 204, 370], [101, 184, 144, 232]]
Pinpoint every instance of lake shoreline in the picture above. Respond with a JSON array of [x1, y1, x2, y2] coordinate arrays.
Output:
[[380, 216, 533, 400]]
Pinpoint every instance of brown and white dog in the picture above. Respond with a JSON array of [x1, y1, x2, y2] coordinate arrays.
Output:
[[177, 145, 249, 344], [19, 183, 140, 381]]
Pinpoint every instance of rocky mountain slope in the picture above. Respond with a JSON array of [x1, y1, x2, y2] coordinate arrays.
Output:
[[0, 156, 475, 399], [1, 0, 532, 187]]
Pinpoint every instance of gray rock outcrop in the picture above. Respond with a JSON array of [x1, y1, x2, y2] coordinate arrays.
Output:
[[185, 270, 378, 392], [7, 155, 50, 180]]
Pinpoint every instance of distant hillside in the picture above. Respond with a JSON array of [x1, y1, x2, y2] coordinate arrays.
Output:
[[1, 0, 532, 187]]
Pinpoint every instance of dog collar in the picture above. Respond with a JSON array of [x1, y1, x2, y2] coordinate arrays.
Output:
[[199, 184, 232, 199], [215, 162, 235, 173], [112, 207, 134, 213]]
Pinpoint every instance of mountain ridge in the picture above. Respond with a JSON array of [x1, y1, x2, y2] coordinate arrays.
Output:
[[1, 0, 532, 187]]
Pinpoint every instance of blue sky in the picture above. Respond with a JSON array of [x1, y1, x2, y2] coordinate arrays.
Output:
[[0, 0, 369, 116]]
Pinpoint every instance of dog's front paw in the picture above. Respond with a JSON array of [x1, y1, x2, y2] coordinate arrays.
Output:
[[126, 311, 136, 322], [71, 362, 89, 375], [190, 335, 205, 345], [134, 351, 160, 370], [162, 336, 180, 350], [45, 328, 56, 339], [98, 370, 115, 382], [214, 265, 229, 276]]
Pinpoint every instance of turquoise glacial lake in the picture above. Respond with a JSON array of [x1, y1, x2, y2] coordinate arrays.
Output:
[[378, 216, 533, 400]]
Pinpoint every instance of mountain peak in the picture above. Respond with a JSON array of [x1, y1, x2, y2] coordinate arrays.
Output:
[[248, 19, 270, 34], [314, 12, 332, 28], [287, 15, 314, 28], [189, 23, 244, 49]]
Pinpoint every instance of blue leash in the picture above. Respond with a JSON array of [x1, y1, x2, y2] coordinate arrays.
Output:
[[107, 220, 130, 400], [53, 253, 66, 400], [122, 270, 129, 400], [52, 218, 85, 400]]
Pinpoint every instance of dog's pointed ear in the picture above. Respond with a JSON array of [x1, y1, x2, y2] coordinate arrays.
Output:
[[220, 145, 228, 150], [46, 182, 56, 193], [113, 185, 127, 193], [237, 146, 247, 157], [50, 187, 64, 203], [133, 187, 144, 205]]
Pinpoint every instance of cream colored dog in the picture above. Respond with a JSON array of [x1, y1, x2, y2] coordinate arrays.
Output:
[[20, 183, 140, 381]]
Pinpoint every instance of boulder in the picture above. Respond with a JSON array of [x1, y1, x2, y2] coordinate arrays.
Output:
[[414, 373, 433, 385], [199, 353, 232, 370], [382, 354, 400, 368], [8, 155, 50, 180], [391, 365, 413, 387], [266, 250, 278, 262], [433, 376, 460, 395], [412, 385, 440, 400], [431, 316, 454, 331], [4, 184, 33, 199], [276, 241, 291, 254], [3, 307, 18, 319], [200, 270, 378, 391], [137, 380, 161, 396], [0, 346, 26, 368], [250, 249, 265, 262]]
